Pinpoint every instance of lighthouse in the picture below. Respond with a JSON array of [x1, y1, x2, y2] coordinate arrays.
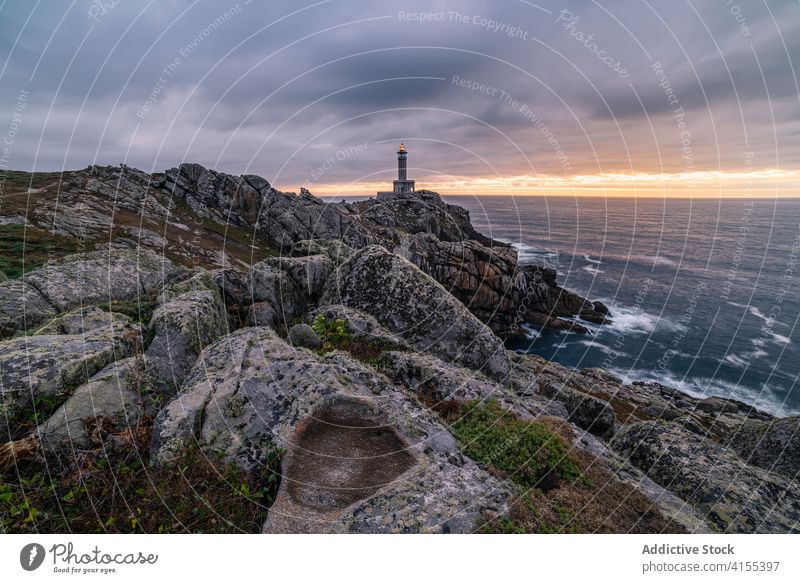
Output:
[[377, 143, 416, 200]]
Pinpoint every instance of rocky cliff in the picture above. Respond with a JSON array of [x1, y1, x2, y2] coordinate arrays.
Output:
[[0, 163, 796, 534], [0, 163, 606, 337]]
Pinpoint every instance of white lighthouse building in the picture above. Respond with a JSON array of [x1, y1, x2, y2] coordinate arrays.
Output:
[[377, 143, 416, 200]]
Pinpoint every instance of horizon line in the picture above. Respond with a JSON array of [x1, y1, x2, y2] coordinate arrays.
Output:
[[3, 165, 798, 199], [320, 192, 800, 199]]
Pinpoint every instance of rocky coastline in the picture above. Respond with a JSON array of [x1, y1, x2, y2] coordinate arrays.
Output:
[[0, 163, 797, 533]]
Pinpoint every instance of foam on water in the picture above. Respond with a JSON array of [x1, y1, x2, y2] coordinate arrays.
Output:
[[503, 240, 559, 266], [607, 368, 799, 417], [601, 302, 687, 335], [577, 339, 627, 357]]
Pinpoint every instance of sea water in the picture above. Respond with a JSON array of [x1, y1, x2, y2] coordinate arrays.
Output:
[[449, 195, 800, 417]]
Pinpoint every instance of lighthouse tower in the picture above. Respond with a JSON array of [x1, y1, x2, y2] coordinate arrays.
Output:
[[377, 143, 416, 200]]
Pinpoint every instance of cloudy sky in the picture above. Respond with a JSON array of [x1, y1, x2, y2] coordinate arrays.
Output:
[[1, 0, 798, 195]]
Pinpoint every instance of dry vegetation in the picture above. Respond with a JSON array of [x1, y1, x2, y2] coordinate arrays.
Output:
[[0, 419, 282, 534], [0, 224, 84, 279]]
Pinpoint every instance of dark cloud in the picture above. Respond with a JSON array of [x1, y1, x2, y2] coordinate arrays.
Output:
[[0, 0, 798, 189]]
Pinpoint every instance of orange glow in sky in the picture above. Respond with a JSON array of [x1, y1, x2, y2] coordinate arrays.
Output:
[[306, 168, 800, 198]]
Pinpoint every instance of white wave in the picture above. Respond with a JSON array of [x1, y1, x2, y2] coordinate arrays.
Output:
[[723, 348, 773, 369], [508, 242, 559, 266], [639, 255, 678, 267], [751, 331, 792, 348], [577, 339, 626, 357], [583, 265, 604, 275], [520, 324, 541, 340], [608, 369, 708, 400], [583, 254, 602, 264], [665, 349, 695, 359], [725, 304, 790, 338], [746, 306, 789, 329], [723, 354, 750, 368], [597, 302, 687, 336], [606, 368, 799, 417]]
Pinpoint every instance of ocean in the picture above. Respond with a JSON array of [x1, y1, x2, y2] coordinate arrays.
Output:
[[446, 196, 800, 417]]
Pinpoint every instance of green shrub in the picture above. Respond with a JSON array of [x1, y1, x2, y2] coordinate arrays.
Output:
[[309, 315, 406, 368], [311, 314, 351, 349]]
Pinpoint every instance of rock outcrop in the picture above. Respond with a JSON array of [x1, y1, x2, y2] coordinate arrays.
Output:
[[145, 269, 229, 388], [151, 326, 336, 469], [540, 380, 617, 437], [2, 163, 609, 338], [33, 306, 124, 336], [264, 389, 514, 534], [150, 326, 513, 533], [725, 417, 800, 479], [38, 357, 148, 455], [160, 163, 379, 249], [611, 421, 800, 533], [320, 245, 510, 379], [0, 280, 57, 339], [287, 323, 322, 349], [155, 163, 607, 336], [506, 354, 800, 533], [0, 248, 173, 340], [23, 248, 172, 312], [0, 317, 141, 440], [307, 304, 409, 348]]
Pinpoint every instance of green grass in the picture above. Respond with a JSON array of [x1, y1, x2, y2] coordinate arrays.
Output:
[[484, 493, 580, 534], [0, 224, 83, 279], [23, 392, 74, 430], [444, 406, 686, 534], [446, 400, 580, 490]]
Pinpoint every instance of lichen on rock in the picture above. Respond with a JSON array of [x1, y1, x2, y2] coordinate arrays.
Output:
[[0, 318, 141, 439], [321, 245, 510, 379]]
